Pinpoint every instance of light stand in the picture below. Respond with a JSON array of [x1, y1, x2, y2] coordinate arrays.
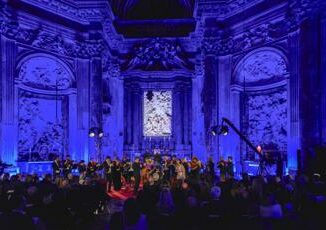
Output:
[[211, 117, 269, 176], [89, 127, 104, 162]]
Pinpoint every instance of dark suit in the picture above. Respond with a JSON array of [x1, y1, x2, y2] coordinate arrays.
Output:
[[52, 160, 61, 178], [102, 160, 113, 191], [132, 162, 141, 193], [63, 159, 73, 177]]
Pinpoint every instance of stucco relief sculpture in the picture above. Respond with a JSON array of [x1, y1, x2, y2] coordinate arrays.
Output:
[[236, 50, 287, 84], [18, 56, 73, 90], [247, 88, 287, 152], [125, 38, 191, 70], [18, 92, 64, 161]]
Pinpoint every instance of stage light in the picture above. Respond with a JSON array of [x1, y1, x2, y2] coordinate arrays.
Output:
[[89, 127, 104, 138], [210, 126, 219, 136], [98, 129, 104, 138], [220, 125, 229, 136], [89, 128, 95, 137]]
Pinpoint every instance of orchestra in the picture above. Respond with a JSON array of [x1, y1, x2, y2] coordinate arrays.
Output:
[[48, 153, 235, 193]]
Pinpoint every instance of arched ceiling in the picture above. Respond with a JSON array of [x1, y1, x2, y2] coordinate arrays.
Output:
[[108, 0, 196, 37]]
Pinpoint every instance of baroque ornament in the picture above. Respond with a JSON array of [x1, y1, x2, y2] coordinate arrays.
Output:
[[18, 56, 74, 90], [236, 50, 287, 84], [125, 38, 192, 71]]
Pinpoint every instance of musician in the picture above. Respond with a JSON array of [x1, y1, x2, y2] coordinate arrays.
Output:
[[132, 157, 141, 194], [217, 157, 227, 181], [162, 158, 171, 181], [52, 156, 61, 179], [226, 156, 234, 179], [153, 152, 162, 169], [87, 158, 99, 177], [102, 156, 113, 192], [175, 160, 186, 182], [181, 158, 189, 177], [122, 158, 132, 188], [111, 160, 122, 191], [189, 157, 201, 184], [63, 155, 73, 178], [206, 157, 215, 184], [78, 160, 87, 174]]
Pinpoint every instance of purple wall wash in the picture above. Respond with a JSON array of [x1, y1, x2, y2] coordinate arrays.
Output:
[[0, 0, 325, 176]]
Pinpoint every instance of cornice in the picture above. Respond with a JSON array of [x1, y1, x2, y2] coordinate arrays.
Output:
[[18, 0, 110, 24]]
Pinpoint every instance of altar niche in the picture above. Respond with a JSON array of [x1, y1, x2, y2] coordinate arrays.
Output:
[[123, 77, 192, 159]]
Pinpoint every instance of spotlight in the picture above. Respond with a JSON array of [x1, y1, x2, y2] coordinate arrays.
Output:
[[210, 126, 219, 136], [220, 125, 229, 136], [210, 124, 229, 136], [98, 129, 104, 138], [89, 128, 96, 137], [89, 127, 104, 138]]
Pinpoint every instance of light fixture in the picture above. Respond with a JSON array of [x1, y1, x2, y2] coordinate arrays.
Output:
[[220, 125, 229, 136], [89, 127, 104, 138], [98, 129, 104, 138], [210, 124, 229, 136], [210, 125, 219, 136]]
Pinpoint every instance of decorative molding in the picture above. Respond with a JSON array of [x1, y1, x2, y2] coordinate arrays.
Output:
[[202, 20, 289, 55], [20, 0, 107, 23], [124, 38, 193, 71], [197, 0, 264, 18], [0, 7, 106, 58], [287, 0, 326, 30], [102, 52, 120, 78]]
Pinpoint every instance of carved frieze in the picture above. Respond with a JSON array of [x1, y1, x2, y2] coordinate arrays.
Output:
[[197, 0, 264, 18], [287, 0, 326, 30], [202, 20, 289, 55], [20, 0, 106, 23], [124, 38, 193, 71]]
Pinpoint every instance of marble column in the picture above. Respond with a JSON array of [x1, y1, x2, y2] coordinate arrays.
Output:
[[131, 84, 140, 151], [320, 16, 326, 144], [287, 30, 301, 172], [68, 93, 78, 160], [202, 54, 218, 158], [183, 83, 191, 148], [0, 37, 17, 165], [299, 17, 321, 173], [76, 59, 90, 161], [192, 66, 206, 161], [174, 83, 183, 152]]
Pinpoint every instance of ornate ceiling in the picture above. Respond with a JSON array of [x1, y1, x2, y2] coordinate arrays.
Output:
[[108, 0, 196, 37]]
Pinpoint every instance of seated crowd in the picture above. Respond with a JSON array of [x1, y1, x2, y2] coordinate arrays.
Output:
[[0, 156, 325, 230], [111, 173, 326, 230]]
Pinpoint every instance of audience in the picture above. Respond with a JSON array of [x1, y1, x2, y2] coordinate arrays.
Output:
[[0, 171, 325, 230]]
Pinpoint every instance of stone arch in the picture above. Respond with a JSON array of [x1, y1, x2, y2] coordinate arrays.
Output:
[[16, 53, 75, 90], [230, 47, 289, 173], [15, 54, 77, 162], [233, 47, 288, 86]]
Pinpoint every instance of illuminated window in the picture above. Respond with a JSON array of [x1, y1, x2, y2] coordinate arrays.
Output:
[[143, 90, 172, 136]]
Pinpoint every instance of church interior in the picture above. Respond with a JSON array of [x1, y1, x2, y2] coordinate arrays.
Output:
[[0, 0, 326, 229]]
